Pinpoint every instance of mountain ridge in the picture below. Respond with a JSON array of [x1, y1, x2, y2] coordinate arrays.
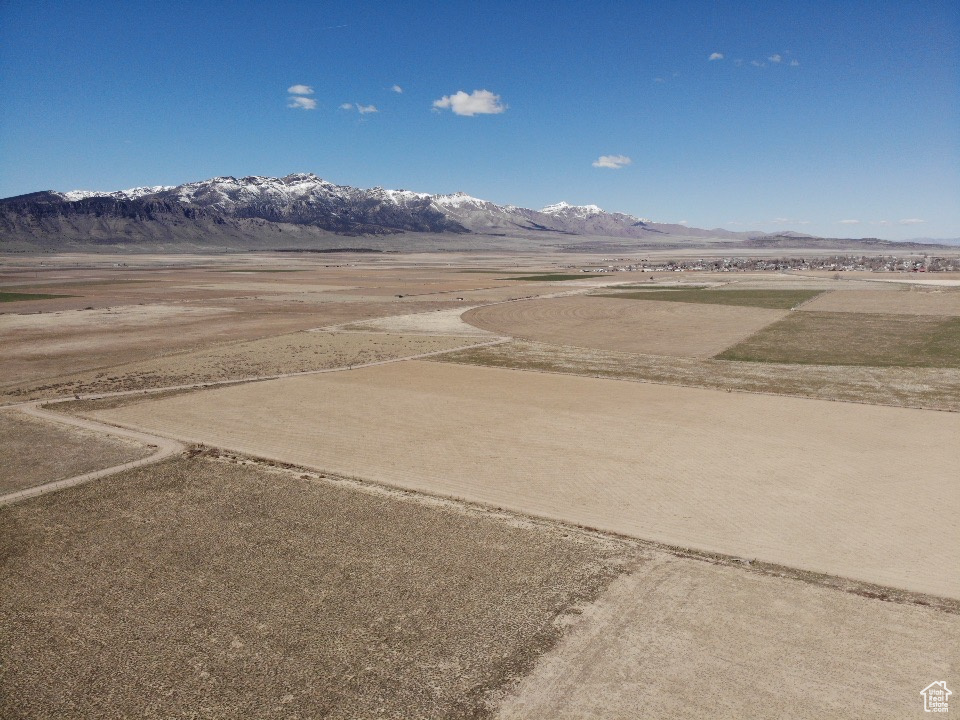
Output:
[[0, 173, 947, 251]]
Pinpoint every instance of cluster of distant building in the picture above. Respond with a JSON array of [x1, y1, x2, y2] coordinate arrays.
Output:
[[572, 255, 960, 274]]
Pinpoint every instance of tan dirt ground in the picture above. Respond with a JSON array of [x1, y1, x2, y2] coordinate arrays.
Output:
[[801, 288, 960, 315], [3, 331, 477, 401], [436, 339, 960, 411], [463, 296, 788, 357], [0, 455, 628, 720], [335, 307, 499, 336], [1, 260, 559, 394], [0, 409, 151, 493], [93, 360, 960, 598], [0, 291, 475, 399], [497, 555, 960, 720]]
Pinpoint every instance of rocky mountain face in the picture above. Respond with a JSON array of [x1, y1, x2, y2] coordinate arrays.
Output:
[[0, 172, 754, 249], [0, 172, 918, 250]]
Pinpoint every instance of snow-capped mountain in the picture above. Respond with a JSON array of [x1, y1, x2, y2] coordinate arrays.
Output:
[[1, 172, 750, 248]]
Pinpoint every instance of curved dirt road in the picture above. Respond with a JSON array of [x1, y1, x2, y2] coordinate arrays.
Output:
[[0, 404, 184, 507], [0, 337, 511, 506]]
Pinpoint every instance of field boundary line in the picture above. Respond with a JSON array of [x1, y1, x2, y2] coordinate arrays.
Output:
[[0, 403, 184, 507], [429, 352, 960, 413], [178, 447, 960, 615], [0, 337, 512, 411]]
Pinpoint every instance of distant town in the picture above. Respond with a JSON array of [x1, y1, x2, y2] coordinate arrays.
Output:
[[574, 254, 960, 274]]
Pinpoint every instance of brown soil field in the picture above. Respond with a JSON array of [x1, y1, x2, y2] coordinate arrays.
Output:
[[463, 296, 787, 357], [801, 288, 960, 315], [0, 409, 150, 493], [3, 331, 477, 401], [0, 455, 628, 719], [93, 361, 960, 598], [719, 311, 960, 367], [0, 298, 456, 393], [498, 555, 960, 719], [0, 258, 550, 397], [437, 339, 960, 411]]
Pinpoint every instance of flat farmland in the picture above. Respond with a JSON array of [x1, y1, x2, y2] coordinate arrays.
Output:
[[801, 288, 960, 315], [719, 311, 960, 367], [0, 298, 450, 393], [1, 455, 627, 720], [463, 296, 787, 357], [438, 339, 960, 411], [0, 257, 548, 398], [0, 409, 150, 493], [498, 555, 960, 720], [595, 288, 823, 309], [94, 361, 960, 598], [4, 331, 477, 400]]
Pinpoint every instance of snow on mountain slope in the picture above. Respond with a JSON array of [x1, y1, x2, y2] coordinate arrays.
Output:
[[26, 172, 736, 240]]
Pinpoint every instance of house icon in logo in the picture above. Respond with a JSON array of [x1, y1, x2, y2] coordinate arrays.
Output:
[[921, 681, 952, 713]]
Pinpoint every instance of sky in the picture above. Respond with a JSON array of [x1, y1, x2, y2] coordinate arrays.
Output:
[[1, 0, 958, 240]]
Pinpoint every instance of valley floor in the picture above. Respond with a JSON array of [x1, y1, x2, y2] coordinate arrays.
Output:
[[2, 251, 958, 718]]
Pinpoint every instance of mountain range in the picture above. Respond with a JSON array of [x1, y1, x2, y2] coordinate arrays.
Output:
[[0, 173, 941, 252]]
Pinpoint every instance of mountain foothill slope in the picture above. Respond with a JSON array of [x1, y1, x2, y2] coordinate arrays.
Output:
[[0, 172, 890, 250]]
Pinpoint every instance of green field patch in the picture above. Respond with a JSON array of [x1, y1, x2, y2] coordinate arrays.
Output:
[[596, 288, 823, 309], [0, 291, 75, 302], [717, 311, 960, 368]]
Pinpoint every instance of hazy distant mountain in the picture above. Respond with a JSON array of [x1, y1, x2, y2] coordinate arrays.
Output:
[[0, 173, 945, 251]]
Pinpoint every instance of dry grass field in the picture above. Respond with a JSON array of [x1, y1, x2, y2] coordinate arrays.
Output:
[[0, 409, 150, 493], [0, 455, 628, 720], [92, 360, 960, 598], [6, 253, 960, 717], [438, 339, 960, 410], [0, 299, 450, 392], [801, 288, 960, 315], [498, 555, 960, 719], [0, 257, 574, 401], [463, 296, 787, 357], [719, 311, 960, 367], [3, 331, 477, 401]]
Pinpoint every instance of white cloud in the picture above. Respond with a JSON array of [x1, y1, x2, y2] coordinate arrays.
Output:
[[769, 54, 782, 63], [287, 84, 314, 95], [391, 84, 403, 94], [678, 220, 689, 225], [709, 52, 724, 61], [773, 217, 790, 223], [340, 102, 378, 114], [839, 219, 860, 224], [592, 154, 632, 169], [899, 218, 925, 225], [432, 89, 506, 116], [288, 96, 317, 110], [790, 59, 800, 67], [750, 60, 764, 67]]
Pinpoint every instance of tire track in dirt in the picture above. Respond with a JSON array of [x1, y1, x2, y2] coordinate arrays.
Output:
[[0, 403, 183, 507]]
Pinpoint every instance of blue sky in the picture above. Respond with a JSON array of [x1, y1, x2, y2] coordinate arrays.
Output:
[[1, 0, 957, 239]]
